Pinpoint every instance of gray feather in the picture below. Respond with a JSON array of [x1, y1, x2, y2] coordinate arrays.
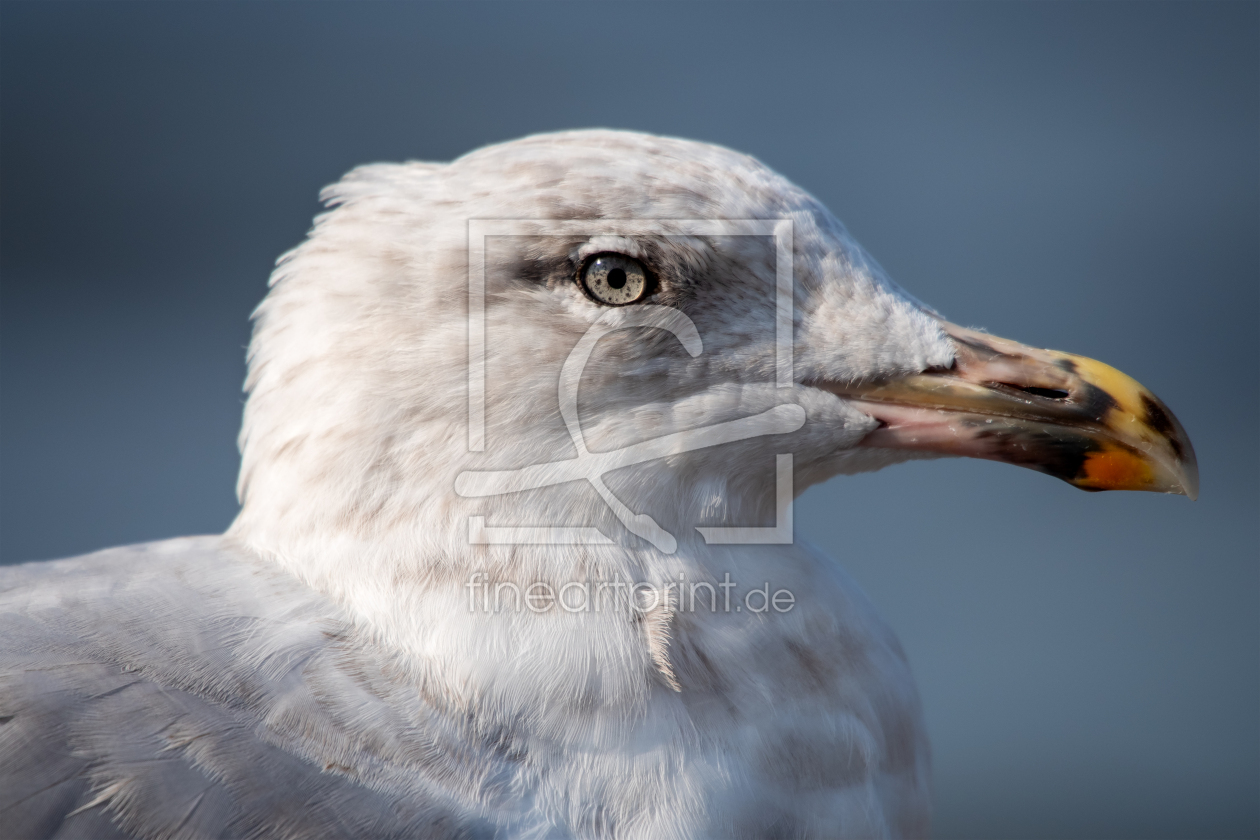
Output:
[[0, 537, 511, 840]]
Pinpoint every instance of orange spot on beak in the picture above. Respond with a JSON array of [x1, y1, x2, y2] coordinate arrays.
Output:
[[1077, 448, 1155, 491]]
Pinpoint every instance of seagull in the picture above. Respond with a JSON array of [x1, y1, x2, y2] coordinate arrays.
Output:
[[0, 130, 1197, 839]]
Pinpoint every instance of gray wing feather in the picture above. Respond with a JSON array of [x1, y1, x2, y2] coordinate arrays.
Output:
[[0, 538, 511, 840]]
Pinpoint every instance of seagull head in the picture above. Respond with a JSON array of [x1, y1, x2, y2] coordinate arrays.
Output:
[[230, 130, 1196, 573]]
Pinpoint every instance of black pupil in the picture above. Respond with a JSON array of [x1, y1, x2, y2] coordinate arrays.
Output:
[[606, 268, 627, 289]]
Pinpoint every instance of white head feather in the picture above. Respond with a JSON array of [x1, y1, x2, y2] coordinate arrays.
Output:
[[230, 129, 952, 590]]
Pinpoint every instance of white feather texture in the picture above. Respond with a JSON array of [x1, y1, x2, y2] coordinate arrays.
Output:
[[3, 130, 957, 839]]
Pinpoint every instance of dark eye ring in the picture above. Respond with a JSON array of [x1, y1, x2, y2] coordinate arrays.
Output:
[[579, 253, 650, 305]]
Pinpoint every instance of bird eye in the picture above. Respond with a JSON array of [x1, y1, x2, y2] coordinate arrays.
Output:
[[580, 253, 649, 305]]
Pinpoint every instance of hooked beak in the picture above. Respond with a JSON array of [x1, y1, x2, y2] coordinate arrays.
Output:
[[816, 322, 1199, 499]]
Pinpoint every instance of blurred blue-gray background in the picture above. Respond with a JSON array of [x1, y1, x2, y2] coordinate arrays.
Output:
[[2, 3, 1256, 837]]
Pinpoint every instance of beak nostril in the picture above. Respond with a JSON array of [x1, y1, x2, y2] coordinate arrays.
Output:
[[1004, 384, 1070, 400]]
